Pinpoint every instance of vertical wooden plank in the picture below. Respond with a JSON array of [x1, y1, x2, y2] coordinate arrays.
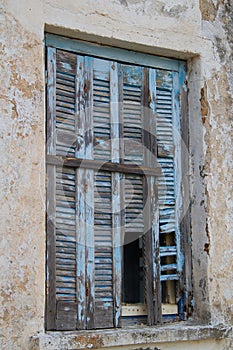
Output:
[[84, 57, 95, 330], [142, 67, 154, 325], [118, 64, 124, 163], [118, 66, 125, 325], [46, 47, 57, 156], [76, 55, 87, 330], [110, 62, 122, 327], [151, 175, 161, 323], [172, 70, 184, 317], [142, 67, 150, 166], [150, 68, 162, 324], [148, 69, 157, 164], [145, 68, 161, 325], [46, 46, 57, 330], [143, 175, 153, 325], [179, 62, 192, 318]]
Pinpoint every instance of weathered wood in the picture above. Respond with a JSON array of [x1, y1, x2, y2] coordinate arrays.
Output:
[[55, 167, 77, 323], [85, 57, 95, 330], [56, 301, 77, 330], [93, 59, 111, 162], [46, 47, 56, 156], [75, 55, 86, 330], [46, 46, 57, 331], [148, 68, 157, 162], [122, 65, 143, 165], [160, 274, 178, 281], [46, 38, 186, 330], [46, 34, 181, 71], [180, 79, 192, 318], [110, 62, 122, 328], [46, 165, 56, 330], [47, 155, 161, 176], [173, 70, 183, 278], [143, 178, 154, 325], [56, 49, 76, 75], [156, 69, 179, 318], [94, 170, 114, 328]]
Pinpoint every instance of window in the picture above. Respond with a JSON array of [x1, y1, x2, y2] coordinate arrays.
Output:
[[46, 34, 188, 331]]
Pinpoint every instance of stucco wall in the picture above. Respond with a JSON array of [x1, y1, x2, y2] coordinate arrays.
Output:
[[0, 1, 232, 349]]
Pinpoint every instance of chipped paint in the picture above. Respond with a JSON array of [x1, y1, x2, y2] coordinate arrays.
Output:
[[0, 0, 233, 349]]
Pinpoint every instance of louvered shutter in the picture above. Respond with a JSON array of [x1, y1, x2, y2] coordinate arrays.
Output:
[[155, 69, 184, 313], [46, 37, 185, 330], [46, 49, 122, 330], [119, 65, 160, 324], [120, 64, 145, 259], [46, 48, 79, 330], [92, 58, 121, 328]]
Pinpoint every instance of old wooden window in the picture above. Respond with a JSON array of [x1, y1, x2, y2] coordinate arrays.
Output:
[[46, 34, 188, 330]]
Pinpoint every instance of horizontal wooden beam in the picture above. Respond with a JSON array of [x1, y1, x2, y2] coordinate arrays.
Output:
[[45, 34, 180, 72], [47, 155, 161, 176]]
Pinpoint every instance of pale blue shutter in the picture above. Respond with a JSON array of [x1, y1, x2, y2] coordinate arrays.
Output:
[[46, 36, 186, 330], [156, 69, 183, 314], [46, 48, 79, 330]]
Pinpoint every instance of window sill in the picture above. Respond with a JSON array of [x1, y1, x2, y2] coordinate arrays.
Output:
[[30, 323, 232, 349]]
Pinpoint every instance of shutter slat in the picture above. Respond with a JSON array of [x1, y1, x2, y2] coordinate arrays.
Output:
[[160, 274, 178, 281], [156, 69, 182, 314]]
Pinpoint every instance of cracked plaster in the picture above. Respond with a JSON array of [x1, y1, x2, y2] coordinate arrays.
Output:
[[0, 0, 232, 349]]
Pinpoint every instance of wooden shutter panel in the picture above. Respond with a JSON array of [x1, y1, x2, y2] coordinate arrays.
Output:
[[119, 65, 160, 325], [155, 69, 183, 312], [92, 61, 113, 327], [92, 58, 122, 328], [46, 48, 80, 330], [47, 49, 122, 330], [55, 50, 77, 157], [94, 171, 114, 328], [46, 39, 185, 330], [55, 166, 77, 330]]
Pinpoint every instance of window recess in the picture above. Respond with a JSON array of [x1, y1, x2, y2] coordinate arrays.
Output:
[[46, 34, 187, 331]]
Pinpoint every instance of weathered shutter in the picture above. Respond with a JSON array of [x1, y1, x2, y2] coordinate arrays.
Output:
[[92, 58, 122, 328], [120, 64, 145, 251], [46, 49, 122, 330], [46, 48, 80, 330], [119, 65, 159, 325], [155, 69, 183, 312], [92, 61, 113, 328], [46, 38, 185, 330], [94, 170, 114, 327]]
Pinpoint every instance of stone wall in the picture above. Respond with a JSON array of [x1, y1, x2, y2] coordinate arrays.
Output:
[[0, 1, 232, 349]]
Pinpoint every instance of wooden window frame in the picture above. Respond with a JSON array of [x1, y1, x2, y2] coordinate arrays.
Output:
[[45, 33, 191, 331]]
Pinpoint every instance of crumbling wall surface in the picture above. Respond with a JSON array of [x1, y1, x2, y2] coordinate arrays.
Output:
[[200, 0, 233, 325], [0, 0, 232, 349], [0, 1, 45, 350]]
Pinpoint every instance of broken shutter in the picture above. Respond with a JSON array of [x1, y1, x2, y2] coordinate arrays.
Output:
[[156, 70, 184, 314]]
